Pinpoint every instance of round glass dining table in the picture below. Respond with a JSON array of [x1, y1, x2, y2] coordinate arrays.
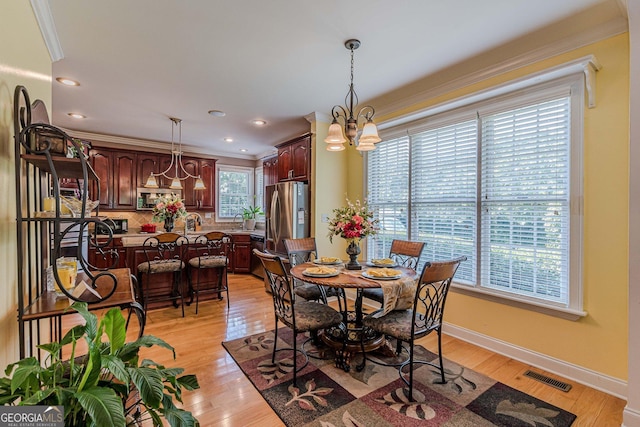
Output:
[[289, 262, 419, 371]]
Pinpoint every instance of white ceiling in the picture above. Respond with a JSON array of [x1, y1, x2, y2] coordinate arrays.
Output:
[[44, 0, 627, 160]]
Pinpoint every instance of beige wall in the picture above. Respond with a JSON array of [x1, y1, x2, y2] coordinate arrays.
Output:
[[0, 2, 52, 368], [343, 33, 630, 381]]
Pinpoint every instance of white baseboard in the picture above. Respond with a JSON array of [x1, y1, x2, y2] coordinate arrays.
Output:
[[623, 406, 640, 427], [443, 322, 627, 399]]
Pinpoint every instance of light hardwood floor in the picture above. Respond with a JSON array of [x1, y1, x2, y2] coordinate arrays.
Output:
[[67, 273, 625, 426]]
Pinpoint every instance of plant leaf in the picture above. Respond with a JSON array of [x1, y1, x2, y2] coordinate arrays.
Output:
[[129, 367, 164, 409], [162, 406, 200, 427], [20, 387, 56, 405], [101, 354, 129, 384], [77, 345, 102, 392], [10, 362, 42, 395], [101, 308, 127, 355], [119, 336, 175, 361], [59, 324, 86, 346], [176, 375, 199, 391], [76, 386, 127, 427], [69, 302, 98, 341]]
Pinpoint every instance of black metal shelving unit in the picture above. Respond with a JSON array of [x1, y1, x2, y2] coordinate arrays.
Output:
[[13, 86, 144, 358]]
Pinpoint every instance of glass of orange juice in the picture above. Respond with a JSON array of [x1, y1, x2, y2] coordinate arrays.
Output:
[[55, 258, 77, 296]]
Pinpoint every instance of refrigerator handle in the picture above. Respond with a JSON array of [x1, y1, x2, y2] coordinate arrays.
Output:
[[270, 189, 280, 246]]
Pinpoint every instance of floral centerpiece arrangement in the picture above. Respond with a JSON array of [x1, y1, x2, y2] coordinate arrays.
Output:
[[152, 194, 187, 232], [327, 198, 378, 269]]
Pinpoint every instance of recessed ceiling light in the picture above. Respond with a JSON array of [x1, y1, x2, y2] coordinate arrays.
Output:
[[56, 77, 79, 86], [208, 110, 226, 117], [252, 119, 267, 126], [239, 148, 248, 152], [67, 113, 85, 119], [224, 137, 233, 143]]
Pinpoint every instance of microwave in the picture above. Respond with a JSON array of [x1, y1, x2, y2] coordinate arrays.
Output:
[[95, 218, 128, 235], [136, 188, 182, 210]]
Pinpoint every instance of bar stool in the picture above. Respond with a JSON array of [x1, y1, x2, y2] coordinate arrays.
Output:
[[187, 231, 231, 314], [136, 232, 188, 317]]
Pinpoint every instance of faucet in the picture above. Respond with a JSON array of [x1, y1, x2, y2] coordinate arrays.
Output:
[[233, 213, 243, 230], [184, 212, 203, 234]]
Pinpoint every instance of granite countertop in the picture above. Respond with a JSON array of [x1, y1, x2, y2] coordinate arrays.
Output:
[[116, 228, 264, 247]]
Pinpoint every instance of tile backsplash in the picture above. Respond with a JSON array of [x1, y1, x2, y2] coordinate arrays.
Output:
[[100, 211, 262, 232]]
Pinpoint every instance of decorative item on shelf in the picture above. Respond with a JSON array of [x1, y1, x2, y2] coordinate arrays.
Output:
[[144, 117, 206, 190], [325, 39, 381, 152], [67, 138, 91, 159], [327, 197, 378, 270], [60, 196, 99, 218], [152, 194, 187, 232], [242, 205, 263, 231]]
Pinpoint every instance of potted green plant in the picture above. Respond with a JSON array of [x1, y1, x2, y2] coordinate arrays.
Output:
[[242, 205, 263, 231], [0, 302, 199, 427]]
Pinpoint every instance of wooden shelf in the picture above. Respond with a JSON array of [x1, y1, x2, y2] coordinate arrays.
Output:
[[21, 268, 136, 321], [21, 154, 98, 181]]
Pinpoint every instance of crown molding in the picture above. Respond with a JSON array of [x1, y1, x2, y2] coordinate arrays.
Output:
[[376, 16, 626, 118], [304, 111, 332, 124], [30, 0, 64, 62], [65, 129, 257, 161]]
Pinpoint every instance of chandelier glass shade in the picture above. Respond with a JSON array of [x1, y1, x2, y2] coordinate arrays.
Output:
[[325, 39, 381, 152], [144, 117, 206, 190]]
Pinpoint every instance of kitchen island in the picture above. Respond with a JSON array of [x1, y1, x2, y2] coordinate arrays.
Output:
[[89, 229, 265, 309]]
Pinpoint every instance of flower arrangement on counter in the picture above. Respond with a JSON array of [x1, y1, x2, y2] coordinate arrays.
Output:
[[327, 198, 378, 243], [152, 194, 188, 222]]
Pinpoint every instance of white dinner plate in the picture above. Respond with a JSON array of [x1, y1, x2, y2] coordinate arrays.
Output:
[[303, 269, 340, 278], [366, 261, 398, 268], [362, 272, 402, 281], [313, 259, 343, 265]]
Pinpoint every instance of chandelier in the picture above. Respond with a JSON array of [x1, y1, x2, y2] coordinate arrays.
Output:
[[325, 39, 381, 152], [144, 117, 206, 190]]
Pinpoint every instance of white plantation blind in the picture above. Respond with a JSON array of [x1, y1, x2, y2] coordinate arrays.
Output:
[[217, 166, 253, 219], [411, 120, 477, 280], [367, 74, 582, 312], [480, 98, 570, 303], [367, 135, 410, 259]]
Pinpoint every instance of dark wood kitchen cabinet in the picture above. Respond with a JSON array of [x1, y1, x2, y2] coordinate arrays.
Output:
[[277, 134, 310, 182], [89, 148, 136, 210], [180, 157, 216, 211], [88, 237, 127, 270], [263, 155, 278, 187], [136, 152, 173, 189], [231, 234, 252, 273]]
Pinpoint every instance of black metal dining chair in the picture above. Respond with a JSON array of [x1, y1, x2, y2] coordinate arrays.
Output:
[[136, 232, 189, 317], [253, 249, 342, 386], [283, 237, 339, 304], [187, 231, 231, 314], [363, 256, 466, 401], [362, 239, 425, 304]]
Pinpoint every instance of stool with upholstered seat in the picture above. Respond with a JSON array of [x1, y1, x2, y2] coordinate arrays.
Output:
[[136, 232, 189, 317], [187, 231, 231, 314]]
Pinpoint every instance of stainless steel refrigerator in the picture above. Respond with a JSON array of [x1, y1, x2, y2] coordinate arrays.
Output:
[[265, 182, 309, 254]]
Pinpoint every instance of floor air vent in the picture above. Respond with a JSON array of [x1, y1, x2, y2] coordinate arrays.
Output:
[[523, 370, 572, 392]]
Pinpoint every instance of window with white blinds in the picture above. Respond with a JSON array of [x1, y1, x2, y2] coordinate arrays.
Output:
[[367, 135, 410, 258], [411, 120, 477, 282], [366, 76, 583, 311], [480, 98, 570, 302], [217, 166, 255, 219]]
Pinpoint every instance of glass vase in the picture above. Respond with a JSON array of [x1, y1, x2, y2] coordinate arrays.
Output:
[[164, 216, 174, 232], [345, 240, 362, 270]]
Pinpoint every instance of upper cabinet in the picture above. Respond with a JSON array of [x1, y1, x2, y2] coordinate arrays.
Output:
[[90, 147, 216, 211], [89, 148, 136, 210], [180, 157, 216, 211], [276, 134, 311, 182], [263, 155, 278, 187]]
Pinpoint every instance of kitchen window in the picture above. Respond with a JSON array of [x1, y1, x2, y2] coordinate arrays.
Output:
[[216, 165, 255, 220], [367, 72, 585, 317]]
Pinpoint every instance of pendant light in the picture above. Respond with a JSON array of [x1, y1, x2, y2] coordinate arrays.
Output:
[[144, 117, 206, 190]]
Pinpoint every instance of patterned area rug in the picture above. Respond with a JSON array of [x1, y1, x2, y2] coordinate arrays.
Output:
[[222, 328, 576, 427]]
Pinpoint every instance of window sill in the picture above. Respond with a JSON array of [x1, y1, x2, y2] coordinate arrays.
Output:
[[451, 283, 587, 321]]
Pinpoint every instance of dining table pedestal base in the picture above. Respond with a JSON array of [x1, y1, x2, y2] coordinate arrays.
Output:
[[320, 319, 386, 372]]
